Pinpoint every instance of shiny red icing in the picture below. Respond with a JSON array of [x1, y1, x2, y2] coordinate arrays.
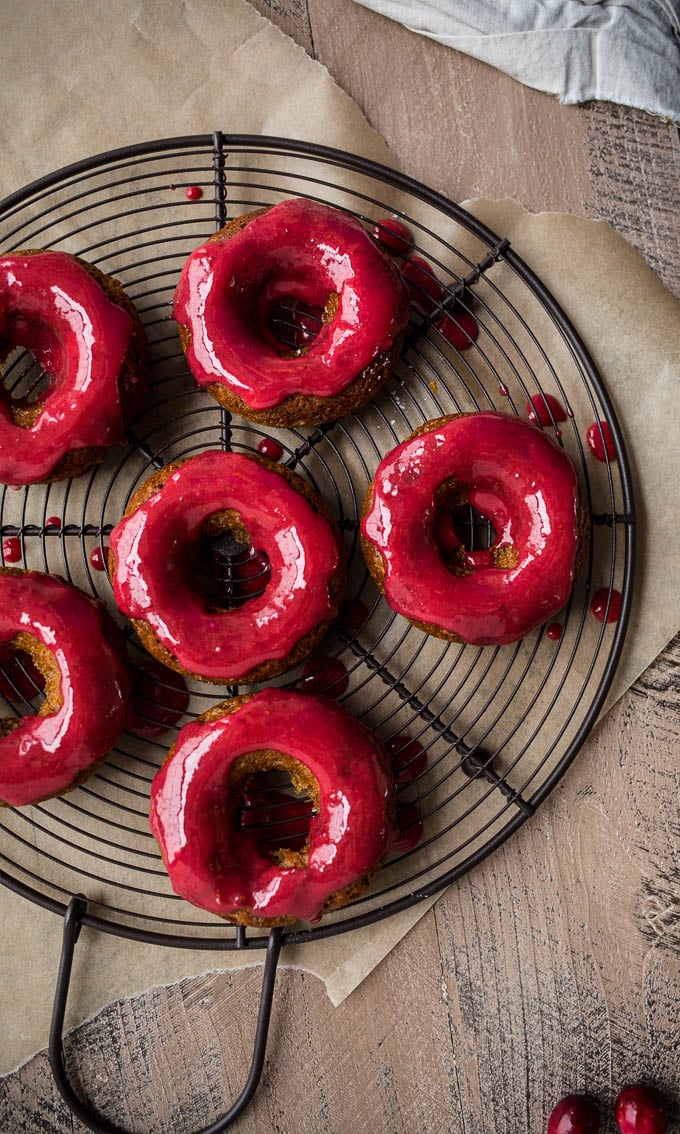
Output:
[[401, 256, 443, 312], [0, 570, 129, 806], [173, 199, 410, 410], [0, 251, 135, 485], [586, 419, 616, 461], [527, 392, 567, 426], [546, 622, 563, 640], [2, 537, 22, 563], [361, 412, 582, 646], [149, 689, 395, 922], [590, 587, 621, 623], [110, 451, 344, 682]]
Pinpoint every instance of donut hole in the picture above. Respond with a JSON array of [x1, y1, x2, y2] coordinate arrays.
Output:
[[266, 299, 327, 353], [194, 511, 271, 611], [0, 633, 60, 727], [230, 752, 319, 867], [1, 319, 64, 421]]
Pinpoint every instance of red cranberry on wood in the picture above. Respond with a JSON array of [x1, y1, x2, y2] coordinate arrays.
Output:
[[614, 1085, 668, 1134], [547, 1095, 600, 1134]]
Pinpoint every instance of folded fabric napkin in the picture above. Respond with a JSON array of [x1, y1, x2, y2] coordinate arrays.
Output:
[[354, 0, 680, 123]]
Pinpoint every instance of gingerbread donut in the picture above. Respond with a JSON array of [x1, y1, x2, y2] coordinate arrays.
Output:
[[109, 450, 346, 684], [149, 689, 396, 925], [173, 198, 410, 427], [0, 568, 130, 806], [361, 412, 586, 646], [0, 250, 146, 486]]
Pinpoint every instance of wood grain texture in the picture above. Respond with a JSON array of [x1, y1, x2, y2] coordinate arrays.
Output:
[[2, 0, 679, 1131]]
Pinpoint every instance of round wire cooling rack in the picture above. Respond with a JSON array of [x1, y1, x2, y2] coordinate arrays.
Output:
[[0, 134, 635, 954]]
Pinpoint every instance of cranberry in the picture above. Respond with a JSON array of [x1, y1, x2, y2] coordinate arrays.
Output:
[[546, 623, 563, 640], [127, 661, 189, 739], [614, 1085, 668, 1134], [527, 393, 567, 426], [185, 185, 203, 201], [436, 309, 479, 350], [372, 217, 413, 255], [300, 656, 349, 697], [547, 1095, 600, 1134], [401, 256, 443, 312], [590, 587, 622, 624], [2, 537, 22, 564], [89, 545, 109, 572], [586, 420, 616, 462], [257, 437, 284, 461]]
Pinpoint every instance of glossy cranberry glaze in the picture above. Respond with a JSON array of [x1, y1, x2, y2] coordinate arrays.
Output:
[[547, 1094, 600, 1134], [590, 587, 622, 623], [361, 412, 582, 645], [614, 1085, 668, 1134], [586, 420, 617, 462], [527, 392, 567, 426], [437, 309, 479, 350], [2, 537, 22, 563], [401, 256, 443, 312], [149, 689, 395, 922], [110, 451, 344, 682], [0, 570, 129, 805], [372, 218, 413, 255], [173, 199, 410, 410], [0, 252, 134, 485]]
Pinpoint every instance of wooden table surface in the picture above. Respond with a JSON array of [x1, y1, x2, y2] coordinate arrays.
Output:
[[2, 1, 679, 1131]]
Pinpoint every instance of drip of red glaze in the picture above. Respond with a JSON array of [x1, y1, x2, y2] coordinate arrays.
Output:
[[257, 437, 284, 461], [526, 393, 567, 426], [46, 516, 61, 528], [300, 656, 349, 697], [499, 384, 509, 397], [127, 660, 189, 739], [386, 735, 427, 785], [341, 598, 369, 633], [185, 185, 203, 201], [590, 588, 622, 623], [0, 646, 45, 702], [372, 218, 413, 256], [586, 420, 616, 461], [90, 546, 109, 572], [2, 537, 22, 564], [437, 309, 479, 351], [392, 803, 423, 852], [546, 623, 563, 640], [401, 256, 443, 313]]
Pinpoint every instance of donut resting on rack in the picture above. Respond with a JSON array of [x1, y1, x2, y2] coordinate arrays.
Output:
[[173, 198, 410, 427], [0, 568, 130, 806], [0, 250, 146, 486], [149, 689, 396, 926], [361, 412, 587, 646]]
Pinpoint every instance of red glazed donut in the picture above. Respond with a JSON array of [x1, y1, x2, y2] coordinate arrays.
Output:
[[173, 198, 410, 426], [0, 568, 130, 806], [109, 450, 346, 684], [0, 250, 145, 486], [361, 412, 586, 645], [149, 688, 396, 925]]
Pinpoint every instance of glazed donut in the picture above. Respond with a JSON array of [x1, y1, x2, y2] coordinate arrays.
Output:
[[0, 250, 146, 486], [149, 689, 396, 925], [0, 568, 130, 806], [109, 450, 346, 684], [361, 412, 587, 645], [173, 198, 410, 427]]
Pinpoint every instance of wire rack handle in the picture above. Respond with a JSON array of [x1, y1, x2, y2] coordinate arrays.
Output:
[[49, 896, 282, 1133]]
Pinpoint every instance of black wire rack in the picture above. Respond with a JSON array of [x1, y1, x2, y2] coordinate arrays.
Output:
[[0, 132, 635, 946], [0, 134, 635, 1130]]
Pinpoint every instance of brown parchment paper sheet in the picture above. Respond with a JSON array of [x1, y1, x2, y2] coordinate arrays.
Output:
[[1, 0, 679, 1077]]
